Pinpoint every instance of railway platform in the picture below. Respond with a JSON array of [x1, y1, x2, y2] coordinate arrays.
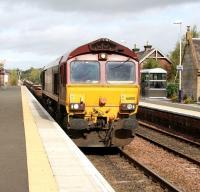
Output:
[[0, 86, 115, 192], [139, 98, 200, 119], [138, 98, 200, 138]]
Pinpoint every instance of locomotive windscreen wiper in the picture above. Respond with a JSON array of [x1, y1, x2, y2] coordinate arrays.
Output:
[[109, 57, 131, 70]]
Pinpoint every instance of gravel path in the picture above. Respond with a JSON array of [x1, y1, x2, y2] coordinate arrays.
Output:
[[125, 137, 200, 192]]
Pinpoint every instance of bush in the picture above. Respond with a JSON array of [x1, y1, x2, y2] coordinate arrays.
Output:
[[183, 94, 188, 100], [171, 95, 178, 102], [167, 83, 178, 98], [184, 97, 195, 104], [9, 70, 18, 86], [143, 58, 161, 69], [183, 94, 195, 104]]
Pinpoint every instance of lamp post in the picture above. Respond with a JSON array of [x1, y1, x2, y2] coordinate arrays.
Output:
[[174, 21, 182, 102]]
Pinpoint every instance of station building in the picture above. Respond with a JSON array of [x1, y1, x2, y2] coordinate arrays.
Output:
[[0, 68, 9, 86], [0, 66, 4, 86], [133, 43, 172, 72], [182, 26, 200, 101]]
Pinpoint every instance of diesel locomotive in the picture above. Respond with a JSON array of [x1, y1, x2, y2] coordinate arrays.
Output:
[[41, 38, 140, 147]]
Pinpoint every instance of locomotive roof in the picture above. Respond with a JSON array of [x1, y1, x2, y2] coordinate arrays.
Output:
[[43, 56, 63, 70], [43, 38, 138, 70], [66, 38, 138, 61]]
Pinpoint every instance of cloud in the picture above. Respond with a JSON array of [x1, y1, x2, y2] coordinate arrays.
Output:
[[2, 0, 200, 12], [0, 0, 200, 69]]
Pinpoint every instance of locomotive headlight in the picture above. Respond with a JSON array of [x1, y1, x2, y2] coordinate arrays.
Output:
[[101, 53, 106, 59], [127, 104, 133, 110], [74, 104, 79, 109], [70, 103, 85, 111], [120, 103, 135, 112], [70, 104, 75, 109], [98, 53, 107, 61]]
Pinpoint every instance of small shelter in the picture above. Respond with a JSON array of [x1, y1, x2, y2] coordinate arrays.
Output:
[[141, 68, 167, 98]]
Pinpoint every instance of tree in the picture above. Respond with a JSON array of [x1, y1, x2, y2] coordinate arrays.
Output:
[[143, 58, 161, 69], [21, 67, 41, 84], [9, 70, 18, 86], [191, 25, 200, 38], [169, 41, 181, 82], [29, 68, 41, 83]]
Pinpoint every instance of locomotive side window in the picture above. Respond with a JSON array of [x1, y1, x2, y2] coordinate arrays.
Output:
[[60, 65, 63, 84], [60, 64, 66, 86], [106, 61, 135, 83], [53, 73, 59, 95], [41, 71, 45, 89], [63, 63, 66, 85], [70, 61, 100, 83]]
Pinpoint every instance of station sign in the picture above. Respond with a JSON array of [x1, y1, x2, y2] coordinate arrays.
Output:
[[176, 65, 183, 70]]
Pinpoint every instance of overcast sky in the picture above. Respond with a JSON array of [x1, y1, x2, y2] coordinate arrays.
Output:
[[1, 0, 200, 69]]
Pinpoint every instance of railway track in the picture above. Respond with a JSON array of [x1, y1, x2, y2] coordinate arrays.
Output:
[[139, 121, 200, 147], [85, 148, 181, 192], [137, 122, 200, 166]]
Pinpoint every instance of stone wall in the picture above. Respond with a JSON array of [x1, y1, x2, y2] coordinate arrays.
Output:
[[197, 72, 200, 101], [182, 45, 197, 100]]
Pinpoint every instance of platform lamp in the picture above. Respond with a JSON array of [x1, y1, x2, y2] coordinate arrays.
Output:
[[173, 21, 183, 103]]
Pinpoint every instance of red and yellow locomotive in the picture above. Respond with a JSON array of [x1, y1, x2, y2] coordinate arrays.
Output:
[[41, 38, 140, 147]]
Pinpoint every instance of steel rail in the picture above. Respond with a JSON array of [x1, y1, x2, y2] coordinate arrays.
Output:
[[119, 149, 182, 192], [136, 133, 200, 166], [138, 120, 200, 148]]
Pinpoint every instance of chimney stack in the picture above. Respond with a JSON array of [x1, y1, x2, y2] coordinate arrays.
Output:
[[132, 44, 140, 52], [186, 26, 192, 45], [144, 41, 152, 52]]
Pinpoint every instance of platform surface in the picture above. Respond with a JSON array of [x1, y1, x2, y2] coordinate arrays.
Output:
[[140, 98, 200, 119], [0, 87, 29, 192], [0, 86, 115, 192]]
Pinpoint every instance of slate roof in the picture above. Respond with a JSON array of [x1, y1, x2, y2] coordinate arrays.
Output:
[[137, 49, 154, 61], [137, 48, 172, 64]]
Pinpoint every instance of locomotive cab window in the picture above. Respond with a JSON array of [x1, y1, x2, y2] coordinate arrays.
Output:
[[60, 64, 66, 86], [70, 61, 100, 83], [106, 61, 135, 83]]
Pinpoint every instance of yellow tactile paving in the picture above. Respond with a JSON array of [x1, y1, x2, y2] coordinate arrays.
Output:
[[21, 86, 58, 192]]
